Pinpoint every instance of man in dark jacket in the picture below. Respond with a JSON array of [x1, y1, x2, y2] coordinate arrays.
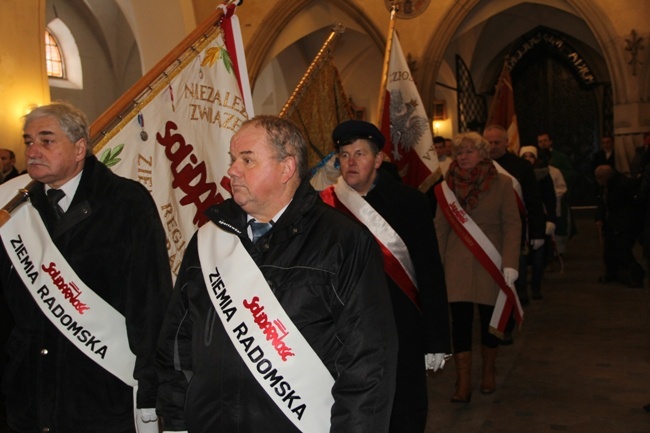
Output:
[[484, 125, 546, 305], [156, 115, 398, 433], [320, 120, 451, 433], [592, 135, 615, 172], [0, 102, 172, 432], [594, 164, 644, 287], [0, 149, 19, 184]]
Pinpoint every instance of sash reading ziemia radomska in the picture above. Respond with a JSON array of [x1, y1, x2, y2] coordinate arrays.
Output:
[[0, 191, 137, 387], [198, 222, 335, 433]]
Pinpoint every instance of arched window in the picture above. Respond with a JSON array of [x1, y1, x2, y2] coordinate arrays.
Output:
[[46, 19, 83, 90], [45, 30, 65, 78]]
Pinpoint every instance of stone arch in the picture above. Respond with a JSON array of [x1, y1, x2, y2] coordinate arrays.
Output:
[[419, 0, 631, 112], [419, 0, 480, 115], [565, 0, 635, 104], [245, 0, 385, 88]]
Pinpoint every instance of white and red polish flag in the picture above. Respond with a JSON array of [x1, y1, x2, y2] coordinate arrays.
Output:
[[379, 32, 439, 192], [91, 3, 252, 280]]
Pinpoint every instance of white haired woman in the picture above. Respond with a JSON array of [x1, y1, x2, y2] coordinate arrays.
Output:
[[434, 132, 521, 402]]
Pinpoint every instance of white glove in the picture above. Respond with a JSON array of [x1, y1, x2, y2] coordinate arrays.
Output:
[[545, 221, 556, 236], [531, 238, 545, 250], [135, 408, 158, 433], [503, 267, 518, 288], [425, 353, 448, 371]]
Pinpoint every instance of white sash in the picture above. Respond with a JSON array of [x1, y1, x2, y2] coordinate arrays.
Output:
[[197, 222, 334, 432], [332, 177, 417, 289], [435, 182, 523, 335], [0, 202, 137, 387]]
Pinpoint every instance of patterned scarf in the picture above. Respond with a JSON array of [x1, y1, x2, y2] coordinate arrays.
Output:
[[445, 158, 497, 211]]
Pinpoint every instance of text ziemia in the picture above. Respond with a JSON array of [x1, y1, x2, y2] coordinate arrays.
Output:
[[10, 235, 108, 359], [209, 268, 307, 420]]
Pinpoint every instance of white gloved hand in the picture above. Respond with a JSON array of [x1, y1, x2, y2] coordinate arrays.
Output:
[[503, 267, 519, 288], [135, 408, 158, 433], [545, 221, 556, 236], [531, 238, 545, 250], [140, 408, 158, 422], [425, 353, 448, 371]]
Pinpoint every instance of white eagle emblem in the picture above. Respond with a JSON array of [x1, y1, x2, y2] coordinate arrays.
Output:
[[389, 89, 429, 161]]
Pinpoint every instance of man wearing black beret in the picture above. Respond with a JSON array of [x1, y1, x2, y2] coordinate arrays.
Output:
[[320, 119, 451, 433]]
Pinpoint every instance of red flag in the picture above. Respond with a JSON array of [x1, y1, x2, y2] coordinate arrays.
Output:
[[381, 33, 439, 192], [487, 63, 520, 154]]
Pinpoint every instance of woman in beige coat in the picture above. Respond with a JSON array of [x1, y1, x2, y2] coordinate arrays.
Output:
[[434, 132, 521, 402]]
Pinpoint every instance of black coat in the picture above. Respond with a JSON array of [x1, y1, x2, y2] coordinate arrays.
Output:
[[592, 149, 615, 173], [595, 170, 644, 284], [0, 156, 172, 432], [595, 170, 642, 234], [363, 172, 451, 428], [0, 167, 20, 184], [534, 168, 557, 225], [639, 163, 650, 258], [494, 152, 546, 242], [156, 179, 398, 433]]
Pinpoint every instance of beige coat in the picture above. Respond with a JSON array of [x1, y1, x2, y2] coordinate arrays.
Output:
[[435, 173, 522, 305]]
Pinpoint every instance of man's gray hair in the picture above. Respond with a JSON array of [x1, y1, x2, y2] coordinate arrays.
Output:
[[483, 124, 508, 139], [241, 115, 308, 180], [24, 102, 92, 155]]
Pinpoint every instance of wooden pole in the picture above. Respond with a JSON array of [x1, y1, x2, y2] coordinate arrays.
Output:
[[375, 5, 397, 128], [0, 180, 38, 227], [89, 5, 232, 145], [279, 23, 345, 118]]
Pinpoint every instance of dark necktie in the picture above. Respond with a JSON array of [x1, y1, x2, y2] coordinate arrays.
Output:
[[46, 188, 66, 220], [249, 220, 273, 244]]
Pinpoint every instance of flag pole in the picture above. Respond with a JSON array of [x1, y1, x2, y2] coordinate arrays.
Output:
[[486, 56, 510, 123], [89, 3, 236, 146], [375, 4, 397, 128], [0, 181, 38, 228], [279, 23, 345, 118]]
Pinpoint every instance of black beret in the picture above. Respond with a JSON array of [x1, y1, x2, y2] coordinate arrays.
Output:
[[332, 120, 385, 151]]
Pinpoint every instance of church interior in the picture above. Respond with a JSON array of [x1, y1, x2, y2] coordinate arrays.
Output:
[[2, 1, 648, 198], [0, 0, 649, 432]]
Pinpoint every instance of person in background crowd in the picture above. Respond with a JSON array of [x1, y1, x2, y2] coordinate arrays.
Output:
[[484, 125, 546, 306], [630, 131, 650, 177], [435, 132, 521, 403], [445, 138, 454, 158], [322, 119, 451, 433], [537, 148, 568, 272], [537, 132, 576, 188], [594, 164, 644, 287], [592, 135, 615, 172], [0, 149, 19, 184], [156, 115, 398, 433], [626, 137, 649, 330], [0, 102, 172, 433], [519, 146, 557, 300], [537, 131, 576, 261], [434, 135, 452, 176]]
